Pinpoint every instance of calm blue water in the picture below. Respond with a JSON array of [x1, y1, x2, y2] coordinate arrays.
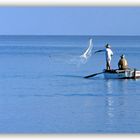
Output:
[[0, 35, 140, 133]]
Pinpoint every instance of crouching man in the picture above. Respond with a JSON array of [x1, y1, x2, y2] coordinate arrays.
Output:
[[118, 54, 128, 70]]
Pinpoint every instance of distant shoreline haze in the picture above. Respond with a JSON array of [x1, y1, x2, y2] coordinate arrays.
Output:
[[0, 35, 138, 50]]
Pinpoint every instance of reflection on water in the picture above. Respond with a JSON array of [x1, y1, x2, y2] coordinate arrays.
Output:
[[107, 96, 114, 118], [105, 79, 129, 94], [105, 79, 113, 94], [105, 79, 126, 131], [105, 80, 115, 129]]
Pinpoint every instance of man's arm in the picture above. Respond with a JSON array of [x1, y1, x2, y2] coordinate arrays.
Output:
[[94, 49, 104, 54]]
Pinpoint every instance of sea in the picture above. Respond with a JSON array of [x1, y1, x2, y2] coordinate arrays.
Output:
[[0, 35, 140, 133]]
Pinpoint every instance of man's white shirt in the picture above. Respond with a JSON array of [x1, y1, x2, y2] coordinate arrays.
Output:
[[105, 48, 113, 61]]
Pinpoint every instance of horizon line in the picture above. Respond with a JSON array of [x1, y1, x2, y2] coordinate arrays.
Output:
[[0, 34, 140, 36]]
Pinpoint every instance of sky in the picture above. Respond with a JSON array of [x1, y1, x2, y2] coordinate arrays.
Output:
[[0, 6, 140, 35]]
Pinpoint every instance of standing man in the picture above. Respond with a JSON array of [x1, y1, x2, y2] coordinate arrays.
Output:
[[94, 44, 113, 70]]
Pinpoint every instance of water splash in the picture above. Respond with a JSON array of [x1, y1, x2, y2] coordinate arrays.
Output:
[[80, 38, 93, 63], [69, 38, 94, 66]]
